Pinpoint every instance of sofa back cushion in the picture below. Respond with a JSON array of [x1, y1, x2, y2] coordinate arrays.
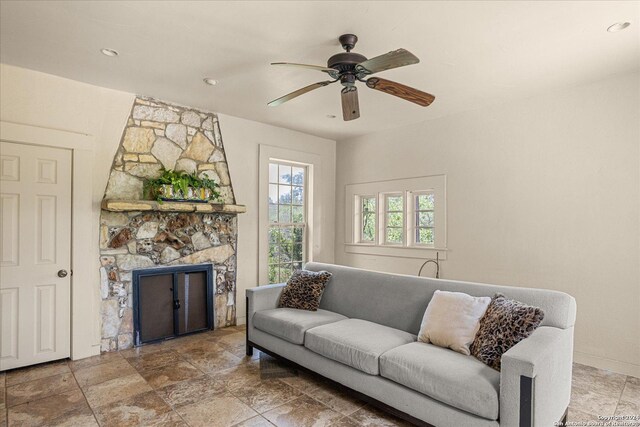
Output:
[[305, 262, 576, 335]]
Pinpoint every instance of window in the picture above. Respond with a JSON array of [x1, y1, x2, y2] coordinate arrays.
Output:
[[268, 162, 306, 283], [384, 193, 404, 244], [344, 175, 446, 258], [357, 195, 377, 243], [412, 192, 435, 245]]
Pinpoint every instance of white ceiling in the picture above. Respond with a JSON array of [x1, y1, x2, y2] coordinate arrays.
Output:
[[1, 1, 638, 140]]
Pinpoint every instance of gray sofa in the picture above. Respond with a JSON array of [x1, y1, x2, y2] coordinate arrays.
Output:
[[246, 263, 576, 427]]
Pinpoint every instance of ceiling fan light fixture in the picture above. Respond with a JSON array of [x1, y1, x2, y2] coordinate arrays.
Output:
[[607, 22, 631, 32], [203, 77, 218, 86], [100, 48, 119, 57]]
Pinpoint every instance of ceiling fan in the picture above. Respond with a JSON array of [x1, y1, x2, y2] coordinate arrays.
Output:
[[268, 34, 435, 121]]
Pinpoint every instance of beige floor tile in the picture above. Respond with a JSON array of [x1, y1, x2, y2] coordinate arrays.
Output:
[[139, 360, 202, 389], [184, 349, 244, 374], [209, 361, 262, 393], [83, 372, 152, 408], [0, 373, 5, 387], [7, 388, 89, 426], [68, 351, 123, 371], [156, 375, 225, 407], [175, 391, 258, 427], [208, 327, 240, 338], [232, 379, 302, 414], [279, 372, 325, 394], [46, 406, 98, 427], [5, 360, 70, 386], [6, 372, 78, 407], [349, 406, 413, 427], [572, 363, 627, 398], [171, 338, 224, 355], [304, 382, 365, 416], [327, 417, 363, 427], [0, 387, 4, 410], [615, 398, 640, 416], [126, 350, 183, 371], [217, 333, 246, 351], [567, 406, 600, 422], [621, 376, 640, 406], [119, 342, 168, 359], [232, 415, 274, 427], [570, 386, 620, 418], [262, 395, 343, 427], [93, 390, 184, 427], [73, 357, 138, 388]]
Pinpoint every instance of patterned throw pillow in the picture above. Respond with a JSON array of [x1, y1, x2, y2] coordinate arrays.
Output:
[[278, 270, 332, 311], [470, 293, 545, 371]]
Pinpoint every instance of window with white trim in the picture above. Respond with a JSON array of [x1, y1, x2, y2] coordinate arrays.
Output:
[[345, 175, 446, 258], [268, 162, 306, 284], [384, 193, 405, 245]]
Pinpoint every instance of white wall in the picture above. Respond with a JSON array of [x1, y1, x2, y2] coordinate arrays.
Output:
[[0, 63, 135, 358], [217, 114, 336, 325], [335, 72, 640, 377]]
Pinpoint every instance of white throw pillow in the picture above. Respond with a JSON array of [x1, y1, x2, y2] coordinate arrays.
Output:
[[418, 290, 491, 355]]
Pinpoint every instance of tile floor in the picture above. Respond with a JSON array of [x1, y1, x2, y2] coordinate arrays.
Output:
[[1, 325, 638, 427]]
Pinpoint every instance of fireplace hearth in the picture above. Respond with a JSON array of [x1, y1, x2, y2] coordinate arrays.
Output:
[[132, 264, 214, 345]]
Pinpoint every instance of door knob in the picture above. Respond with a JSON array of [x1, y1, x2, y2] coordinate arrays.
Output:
[[57, 269, 68, 278]]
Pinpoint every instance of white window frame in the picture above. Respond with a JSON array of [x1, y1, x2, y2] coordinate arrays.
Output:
[[267, 160, 308, 284], [408, 190, 435, 247], [355, 194, 377, 244], [259, 145, 321, 284], [344, 175, 447, 259], [382, 192, 405, 246]]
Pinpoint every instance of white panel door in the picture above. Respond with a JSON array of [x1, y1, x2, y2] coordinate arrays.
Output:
[[0, 141, 71, 370]]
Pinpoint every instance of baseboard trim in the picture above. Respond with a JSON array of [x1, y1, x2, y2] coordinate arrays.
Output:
[[574, 351, 640, 378]]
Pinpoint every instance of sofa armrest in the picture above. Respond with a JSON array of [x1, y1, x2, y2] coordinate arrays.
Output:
[[500, 326, 574, 427], [246, 283, 286, 329]]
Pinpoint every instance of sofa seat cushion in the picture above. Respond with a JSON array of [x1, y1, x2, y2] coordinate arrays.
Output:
[[253, 308, 347, 345], [304, 319, 416, 375], [380, 342, 500, 420]]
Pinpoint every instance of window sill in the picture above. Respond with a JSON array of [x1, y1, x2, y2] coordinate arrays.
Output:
[[344, 243, 447, 260]]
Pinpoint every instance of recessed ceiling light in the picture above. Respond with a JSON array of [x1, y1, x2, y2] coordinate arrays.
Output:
[[100, 48, 119, 57], [607, 22, 631, 32], [326, 114, 336, 119], [203, 78, 218, 86]]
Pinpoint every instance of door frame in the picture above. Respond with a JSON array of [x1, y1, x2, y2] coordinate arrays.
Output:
[[1, 121, 102, 361]]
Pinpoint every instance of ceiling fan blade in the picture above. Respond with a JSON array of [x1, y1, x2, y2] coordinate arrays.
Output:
[[341, 87, 360, 121], [267, 81, 335, 107], [356, 48, 419, 75], [271, 62, 336, 73], [366, 77, 435, 107]]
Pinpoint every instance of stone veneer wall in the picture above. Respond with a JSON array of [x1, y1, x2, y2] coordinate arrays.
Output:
[[99, 97, 238, 351]]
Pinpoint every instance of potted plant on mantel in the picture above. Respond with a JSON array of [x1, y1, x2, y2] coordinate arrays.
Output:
[[144, 168, 221, 203]]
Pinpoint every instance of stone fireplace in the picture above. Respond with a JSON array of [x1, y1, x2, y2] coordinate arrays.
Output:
[[98, 97, 244, 352]]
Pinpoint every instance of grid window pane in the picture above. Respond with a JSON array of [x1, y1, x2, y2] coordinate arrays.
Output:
[[292, 186, 304, 205], [363, 197, 376, 212], [386, 227, 403, 243], [278, 185, 292, 204], [387, 212, 403, 227], [292, 167, 304, 185], [292, 206, 304, 223], [417, 194, 434, 210], [269, 184, 278, 204], [417, 227, 434, 244], [418, 211, 434, 227], [278, 205, 291, 223], [293, 226, 304, 242], [387, 196, 403, 211], [268, 204, 278, 223], [269, 163, 279, 183], [279, 165, 292, 184]]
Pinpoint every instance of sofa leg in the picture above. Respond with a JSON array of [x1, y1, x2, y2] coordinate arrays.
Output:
[[245, 296, 253, 356], [520, 375, 534, 427]]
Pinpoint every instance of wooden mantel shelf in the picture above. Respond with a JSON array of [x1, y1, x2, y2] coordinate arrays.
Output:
[[102, 199, 247, 214]]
